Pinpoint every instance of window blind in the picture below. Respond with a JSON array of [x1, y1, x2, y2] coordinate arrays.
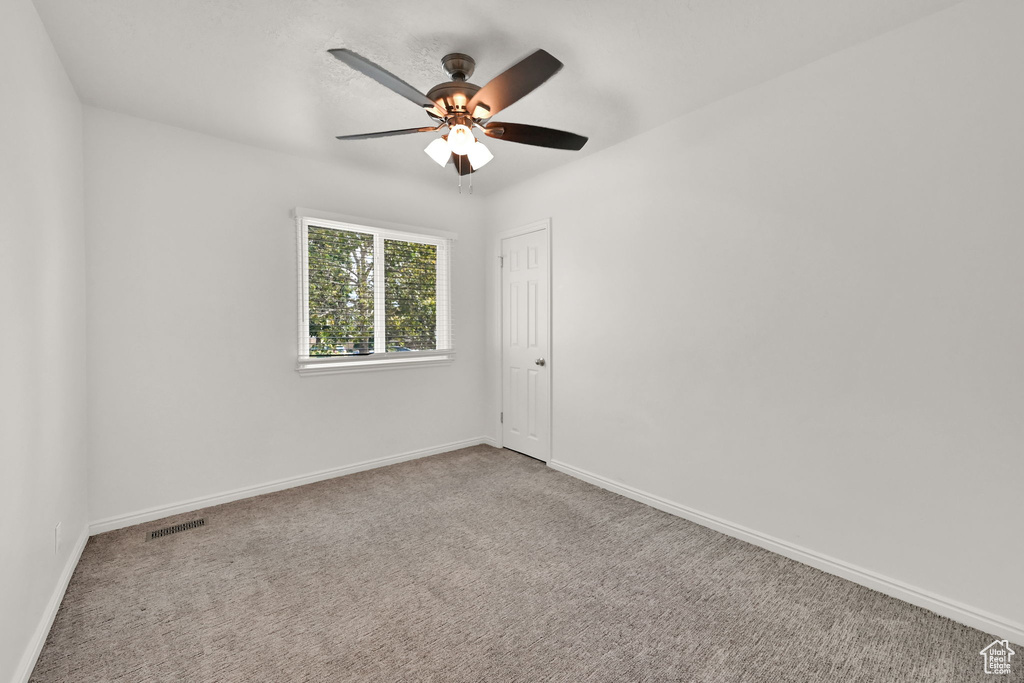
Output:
[[298, 216, 453, 372], [307, 227, 376, 355]]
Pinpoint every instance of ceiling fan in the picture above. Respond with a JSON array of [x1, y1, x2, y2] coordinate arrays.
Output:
[[328, 48, 588, 176]]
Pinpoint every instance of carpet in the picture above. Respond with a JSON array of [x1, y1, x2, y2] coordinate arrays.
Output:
[[30, 445, 1016, 682]]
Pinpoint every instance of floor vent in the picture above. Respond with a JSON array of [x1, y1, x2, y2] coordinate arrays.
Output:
[[147, 518, 205, 541]]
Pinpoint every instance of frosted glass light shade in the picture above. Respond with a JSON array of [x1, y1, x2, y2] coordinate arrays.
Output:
[[446, 124, 476, 155], [424, 138, 450, 167], [466, 141, 493, 169]]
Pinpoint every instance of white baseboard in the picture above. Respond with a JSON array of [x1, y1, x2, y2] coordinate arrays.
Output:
[[480, 436, 500, 448], [547, 458, 1024, 645], [89, 437, 493, 535], [14, 527, 89, 683]]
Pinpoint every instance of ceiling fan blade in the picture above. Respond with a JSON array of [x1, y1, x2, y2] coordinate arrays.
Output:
[[466, 49, 562, 120], [328, 49, 442, 116], [483, 122, 588, 150], [335, 126, 439, 141], [449, 153, 475, 176]]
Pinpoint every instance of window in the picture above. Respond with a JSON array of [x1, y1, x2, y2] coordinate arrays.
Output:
[[296, 211, 453, 374]]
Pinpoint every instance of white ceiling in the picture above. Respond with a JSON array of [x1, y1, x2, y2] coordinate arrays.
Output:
[[34, 0, 961, 194]]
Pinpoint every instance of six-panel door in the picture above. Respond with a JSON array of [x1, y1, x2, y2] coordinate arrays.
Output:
[[502, 228, 550, 461]]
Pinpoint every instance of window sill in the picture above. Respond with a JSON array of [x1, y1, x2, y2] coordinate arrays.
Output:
[[296, 352, 455, 376]]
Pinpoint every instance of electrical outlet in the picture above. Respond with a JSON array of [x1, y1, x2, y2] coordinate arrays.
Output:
[[54, 522, 61, 556]]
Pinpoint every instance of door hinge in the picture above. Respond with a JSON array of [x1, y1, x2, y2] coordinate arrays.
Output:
[[498, 255, 504, 267], [500, 412, 503, 424]]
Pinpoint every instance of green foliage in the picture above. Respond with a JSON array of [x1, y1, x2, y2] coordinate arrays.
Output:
[[307, 227, 374, 355], [385, 240, 437, 351], [306, 227, 438, 356]]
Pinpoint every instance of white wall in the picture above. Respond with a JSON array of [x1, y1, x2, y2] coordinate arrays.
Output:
[[485, 0, 1023, 633], [0, 0, 89, 680], [84, 108, 487, 525]]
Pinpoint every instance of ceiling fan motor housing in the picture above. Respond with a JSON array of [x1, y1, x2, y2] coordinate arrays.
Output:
[[426, 53, 482, 116], [426, 81, 481, 116]]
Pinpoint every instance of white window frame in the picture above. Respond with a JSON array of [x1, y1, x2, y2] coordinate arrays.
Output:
[[294, 208, 455, 375]]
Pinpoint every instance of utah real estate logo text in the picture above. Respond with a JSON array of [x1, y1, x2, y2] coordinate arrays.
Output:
[[980, 640, 1015, 675]]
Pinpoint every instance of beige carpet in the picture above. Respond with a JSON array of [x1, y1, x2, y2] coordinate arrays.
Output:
[[31, 446, 1015, 682]]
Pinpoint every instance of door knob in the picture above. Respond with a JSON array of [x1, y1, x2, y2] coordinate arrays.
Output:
[[535, 358, 546, 366]]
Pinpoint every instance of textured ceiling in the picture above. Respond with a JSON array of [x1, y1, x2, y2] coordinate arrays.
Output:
[[33, 0, 961, 194]]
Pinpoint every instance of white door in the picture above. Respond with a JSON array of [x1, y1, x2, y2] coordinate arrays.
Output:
[[502, 227, 550, 461]]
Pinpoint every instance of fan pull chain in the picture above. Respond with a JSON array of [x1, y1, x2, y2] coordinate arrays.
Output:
[[458, 155, 462, 193]]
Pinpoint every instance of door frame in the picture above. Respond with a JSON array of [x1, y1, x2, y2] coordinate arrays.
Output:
[[494, 218, 553, 460]]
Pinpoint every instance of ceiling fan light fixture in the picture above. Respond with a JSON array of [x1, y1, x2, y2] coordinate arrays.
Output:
[[424, 137, 451, 167], [446, 123, 476, 155], [466, 140, 494, 169], [329, 48, 589, 181]]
